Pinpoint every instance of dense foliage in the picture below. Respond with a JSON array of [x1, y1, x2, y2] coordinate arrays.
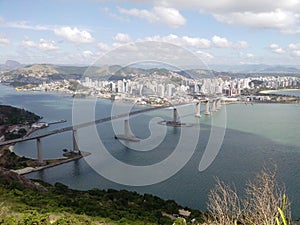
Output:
[[0, 105, 41, 126], [0, 176, 204, 224]]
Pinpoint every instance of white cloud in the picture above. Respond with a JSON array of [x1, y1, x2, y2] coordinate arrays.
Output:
[[22, 39, 35, 48], [54, 27, 95, 44], [0, 34, 10, 44], [118, 7, 158, 22], [0, 17, 49, 30], [140, 34, 211, 48], [211, 35, 248, 48], [246, 53, 254, 58], [213, 9, 299, 30], [97, 42, 111, 51], [196, 50, 214, 59], [292, 50, 300, 56], [237, 41, 248, 48], [22, 38, 59, 51], [139, 34, 247, 50], [82, 50, 94, 58], [0, 37, 10, 44], [212, 35, 230, 48], [153, 6, 186, 28], [181, 36, 211, 48], [118, 6, 186, 28], [6, 21, 49, 31], [152, 0, 300, 12], [288, 43, 300, 50], [39, 39, 59, 50], [102, 7, 129, 22], [118, 1, 300, 32], [113, 33, 132, 43], [287, 43, 300, 56], [269, 43, 285, 54]]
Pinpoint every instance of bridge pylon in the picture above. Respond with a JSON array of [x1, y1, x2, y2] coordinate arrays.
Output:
[[204, 101, 210, 115], [72, 128, 81, 154], [211, 100, 217, 112], [195, 102, 201, 117], [36, 138, 44, 165], [115, 119, 140, 142], [173, 108, 179, 123], [216, 99, 222, 110]]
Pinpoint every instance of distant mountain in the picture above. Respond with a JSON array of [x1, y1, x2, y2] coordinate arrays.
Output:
[[0, 60, 23, 71], [2, 63, 299, 87], [260, 65, 300, 72], [0, 64, 176, 86], [209, 64, 300, 73]]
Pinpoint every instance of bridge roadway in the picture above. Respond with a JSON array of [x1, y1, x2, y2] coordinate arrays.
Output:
[[0, 104, 186, 147]]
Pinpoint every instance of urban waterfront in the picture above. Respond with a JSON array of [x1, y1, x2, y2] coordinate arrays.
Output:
[[1, 84, 300, 218]]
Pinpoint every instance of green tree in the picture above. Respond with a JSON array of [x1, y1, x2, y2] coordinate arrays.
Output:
[[173, 217, 187, 225]]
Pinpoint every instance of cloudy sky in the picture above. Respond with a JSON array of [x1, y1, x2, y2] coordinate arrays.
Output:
[[1, 0, 300, 66]]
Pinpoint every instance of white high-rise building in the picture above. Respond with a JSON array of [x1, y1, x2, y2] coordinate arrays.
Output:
[[167, 84, 176, 97], [157, 84, 165, 97]]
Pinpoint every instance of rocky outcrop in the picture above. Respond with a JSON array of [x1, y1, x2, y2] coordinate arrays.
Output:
[[0, 167, 48, 192]]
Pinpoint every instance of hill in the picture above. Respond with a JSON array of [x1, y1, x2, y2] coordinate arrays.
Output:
[[0, 64, 179, 87], [0, 60, 23, 71], [0, 105, 41, 126], [0, 167, 204, 224]]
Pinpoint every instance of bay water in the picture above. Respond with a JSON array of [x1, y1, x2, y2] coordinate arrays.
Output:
[[1, 84, 300, 218]]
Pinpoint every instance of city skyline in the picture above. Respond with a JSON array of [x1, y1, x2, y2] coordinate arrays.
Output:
[[1, 0, 300, 66]]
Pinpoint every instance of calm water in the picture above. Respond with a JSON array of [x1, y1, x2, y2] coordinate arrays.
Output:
[[272, 89, 300, 97], [1, 84, 300, 218]]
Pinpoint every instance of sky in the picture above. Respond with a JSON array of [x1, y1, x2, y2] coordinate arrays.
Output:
[[1, 0, 300, 67]]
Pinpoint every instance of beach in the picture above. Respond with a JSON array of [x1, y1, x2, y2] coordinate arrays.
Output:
[[259, 88, 300, 94]]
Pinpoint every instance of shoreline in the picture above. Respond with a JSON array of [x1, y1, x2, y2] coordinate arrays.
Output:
[[5, 82, 300, 106], [12, 151, 91, 175], [259, 88, 300, 94]]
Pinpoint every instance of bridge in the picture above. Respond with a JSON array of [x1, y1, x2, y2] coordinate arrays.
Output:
[[0, 98, 223, 164]]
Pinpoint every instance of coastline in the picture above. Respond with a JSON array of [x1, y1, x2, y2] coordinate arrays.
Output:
[[259, 88, 300, 94], [12, 151, 91, 175]]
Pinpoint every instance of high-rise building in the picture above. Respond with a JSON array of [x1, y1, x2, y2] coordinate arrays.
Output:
[[157, 84, 165, 97]]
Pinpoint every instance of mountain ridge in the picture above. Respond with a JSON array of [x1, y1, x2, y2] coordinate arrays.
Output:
[[1, 63, 300, 87]]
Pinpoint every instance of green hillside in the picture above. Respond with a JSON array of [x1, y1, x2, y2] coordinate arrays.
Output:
[[0, 167, 204, 225]]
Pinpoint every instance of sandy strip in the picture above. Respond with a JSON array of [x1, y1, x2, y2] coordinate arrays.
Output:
[[259, 88, 300, 94]]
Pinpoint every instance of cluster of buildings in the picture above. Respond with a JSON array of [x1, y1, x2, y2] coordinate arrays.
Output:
[[20, 80, 77, 94], [79, 74, 300, 98], [0, 122, 48, 143], [18, 72, 300, 105]]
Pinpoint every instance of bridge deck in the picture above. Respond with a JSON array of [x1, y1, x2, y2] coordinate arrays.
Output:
[[0, 103, 189, 146]]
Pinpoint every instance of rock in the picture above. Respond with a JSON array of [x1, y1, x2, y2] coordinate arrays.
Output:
[[0, 167, 48, 192]]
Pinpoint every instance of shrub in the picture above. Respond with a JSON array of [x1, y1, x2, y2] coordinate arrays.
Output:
[[205, 165, 291, 225]]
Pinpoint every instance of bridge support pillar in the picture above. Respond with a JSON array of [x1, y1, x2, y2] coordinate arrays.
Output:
[[73, 129, 81, 154], [115, 119, 140, 142], [205, 101, 210, 115], [173, 108, 178, 123], [124, 119, 130, 137], [195, 102, 201, 117], [36, 138, 43, 164], [211, 100, 217, 112], [216, 99, 222, 110]]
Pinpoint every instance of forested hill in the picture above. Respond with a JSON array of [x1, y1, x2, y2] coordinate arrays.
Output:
[[0, 167, 204, 224], [0, 105, 41, 126]]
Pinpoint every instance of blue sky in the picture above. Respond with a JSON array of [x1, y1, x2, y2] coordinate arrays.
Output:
[[1, 0, 300, 66]]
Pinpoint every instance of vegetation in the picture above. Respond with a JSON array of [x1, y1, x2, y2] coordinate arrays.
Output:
[[0, 149, 34, 170], [4, 128, 27, 140], [0, 171, 204, 225], [0, 105, 41, 126], [0, 160, 298, 225], [204, 165, 292, 225]]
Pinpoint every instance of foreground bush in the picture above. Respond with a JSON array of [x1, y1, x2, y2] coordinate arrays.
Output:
[[205, 165, 291, 225]]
